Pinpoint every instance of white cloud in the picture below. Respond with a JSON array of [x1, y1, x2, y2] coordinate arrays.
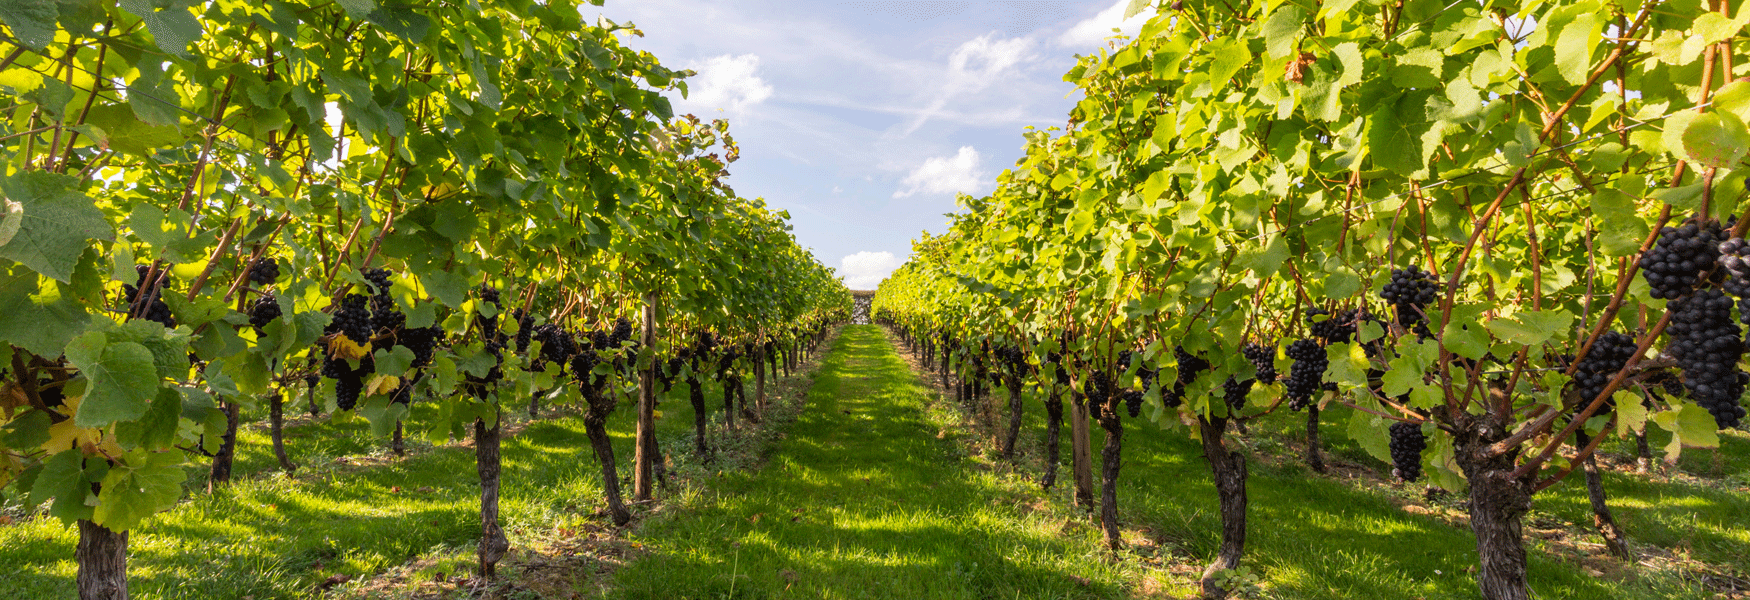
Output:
[[840, 251, 903, 289], [676, 54, 774, 114], [900, 33, 1035, 135], [1058, 0, 1155, 48], [893, 146, 984, 199]]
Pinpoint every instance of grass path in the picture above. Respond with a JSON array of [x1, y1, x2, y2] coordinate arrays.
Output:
[[609, 325, 1131, 599], [0, 351, 805, 600]]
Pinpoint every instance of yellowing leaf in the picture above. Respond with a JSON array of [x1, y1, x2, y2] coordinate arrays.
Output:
[[364, 374, 401, 398], [328, 334, 370, 360]]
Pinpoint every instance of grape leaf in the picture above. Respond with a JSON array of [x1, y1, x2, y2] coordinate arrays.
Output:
[[113, 387, 184, 450], [0, 171, 114, 282], [1554, 13, 1600, 84], [65, 332, 161, 427], [29, 450, 94, 523], [0, 0, 57, 49], [93, 450, 186, 531], [0, 265, 94, 358], [117, 0, 201, 58]]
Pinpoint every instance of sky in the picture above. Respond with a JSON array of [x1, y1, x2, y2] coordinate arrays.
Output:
[[592, 0, 1156, 289]]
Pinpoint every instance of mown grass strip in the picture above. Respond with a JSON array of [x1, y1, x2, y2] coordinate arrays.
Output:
[[608, 325, 1133, 599]]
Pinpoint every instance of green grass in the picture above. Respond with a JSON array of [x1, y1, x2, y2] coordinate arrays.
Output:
[[6, 326, 1744, 599], [991, 387, 1725, 598], [0, 363, 778, 600], [1243, 402, 1750, 576], [608, 325, 1134, 599]]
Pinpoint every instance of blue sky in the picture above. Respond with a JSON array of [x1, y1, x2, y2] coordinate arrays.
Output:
[[593, 0, 1155, 289]]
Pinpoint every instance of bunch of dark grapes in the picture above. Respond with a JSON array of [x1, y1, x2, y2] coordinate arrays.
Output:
[[1285, 339, 1327, 410], [1082, 369, 1114, 413], [1307, 308, 1358, 344], [570, 347, 603, 387], [477, 286, 503, 342], [1718, 238, 1750, 348], [326, 294, 373, 345], [1242, 342, 1277, 384], [1667, 289, 1747, 428], [1388, 421, 1427, 482], [1161, 346, 1209, 409], [249, 294, 283, 330], [362, 267, 393, 297], [123, 264, 176, 328], [397, 325, 443, 369], [513, 309, 534, 354], [1571, 332, 1637, 411], [1222, 377, 1253, 410], [660, 356, 684, 392], [717, 347, 741, 376], [1049, 352, 1070, 387], [248, 257, 281, 285], [533, 323, 576, 367], [1380, 266, 1439, 334], [609, 317, 634, 347], [1640, 222, 1725, 300], [323, 352, 374, 410], [996, 345, 1027, 377]]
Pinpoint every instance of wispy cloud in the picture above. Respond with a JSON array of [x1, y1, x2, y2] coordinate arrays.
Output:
[[900, 33, 1036, 135], [1058, 0, 1155, 48], [894, 146, 984, 198], [840, 251, 903, 289], [675, 54, 774, 115]]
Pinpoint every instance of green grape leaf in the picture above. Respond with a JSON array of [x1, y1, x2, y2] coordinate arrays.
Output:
[[0, 0, 56, 49], [374, 345, 416, 377], [1, 409, 52, 450], [366, 6, 430, 41], [113, 387, 184, 450], [0, 171, 114, 282], [1554, 12, 1600, 84], [1441, 314, 1490, 361], [117, 0, 201, 58], [335, 0, 375, 17], [65, 332, 161, 427], [30, 450, 94, 524], [1651, 400, 1721, 463], [221, 351, 271, 396], [1590, 189, 1650, 256], [1347, 405, 1391, 462], [1484, 310, 1572, 346], [0, 265, 94, 356], [93, 450, 186, 531], [1680, 111, 1750, 169], [82, 104, 183, 158], [1616, 390, 1648, 438]]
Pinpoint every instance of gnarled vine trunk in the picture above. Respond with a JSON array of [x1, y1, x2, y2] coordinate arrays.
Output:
[[1304, 405, 1325, 474], [208, 399, 240, 491], [1455, 420, 1535, 600], [1096, 400, 1123, 550], [1001, 374, 1023, 460], [1041, 384, 1063, 490], [77, 517, 127, 600], [1197, 416, 1248, 599], [270, 392, 295, 472], [475, 414, 509, 577], [688, 375, 709, 458], [583, 383, 631, 525], [632, 297, 657, 501], [1574, 432, 1630, 559], [754, 347, 767, 411], [1069, 390, 1094, 511]]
